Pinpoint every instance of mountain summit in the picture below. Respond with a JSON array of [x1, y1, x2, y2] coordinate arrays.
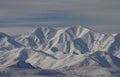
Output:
[[0, 26, 120, 77]]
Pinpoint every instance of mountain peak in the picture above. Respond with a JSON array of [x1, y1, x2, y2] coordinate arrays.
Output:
[[32, 26, 56, 33], [0, 25, 120, 77]]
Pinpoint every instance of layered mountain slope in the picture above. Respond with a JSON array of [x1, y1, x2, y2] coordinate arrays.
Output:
[[0, 32, 22, 50], [15, 26, 116, 53], [0, 26, 120, 76]]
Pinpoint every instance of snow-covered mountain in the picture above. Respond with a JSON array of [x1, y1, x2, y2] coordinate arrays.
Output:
[[0, 26, 120, 77]]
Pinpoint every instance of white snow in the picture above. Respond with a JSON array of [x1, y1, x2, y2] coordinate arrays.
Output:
[[0, 26, 120, 76]]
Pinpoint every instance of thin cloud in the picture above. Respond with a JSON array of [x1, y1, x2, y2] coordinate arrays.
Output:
[[0, 0, 120, 33]]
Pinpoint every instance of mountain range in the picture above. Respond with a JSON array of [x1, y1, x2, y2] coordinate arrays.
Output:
[[0, 26, 120, 77]]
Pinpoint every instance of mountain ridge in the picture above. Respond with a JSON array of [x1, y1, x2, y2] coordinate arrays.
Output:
[[0, 25, 120, 77]]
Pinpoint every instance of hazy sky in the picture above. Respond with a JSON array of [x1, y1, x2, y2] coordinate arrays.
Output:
[[0, 0, 120, 34]]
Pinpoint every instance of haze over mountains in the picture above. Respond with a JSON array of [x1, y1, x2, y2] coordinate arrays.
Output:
[[0, 26, 120, 77]]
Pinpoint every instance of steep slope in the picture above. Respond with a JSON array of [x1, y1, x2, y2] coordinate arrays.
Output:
[[13, 26, 120, 68], [108, 34, 120, 56], [0, 32, 23, 50], [0, 26, 120, 77], [15, 27, 57, 48]]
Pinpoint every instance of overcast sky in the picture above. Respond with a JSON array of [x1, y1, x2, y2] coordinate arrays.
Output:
[[0, 0, 120, 35]]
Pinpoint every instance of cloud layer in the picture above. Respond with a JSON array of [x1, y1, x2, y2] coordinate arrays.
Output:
[[0, 0, 120, 33]]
